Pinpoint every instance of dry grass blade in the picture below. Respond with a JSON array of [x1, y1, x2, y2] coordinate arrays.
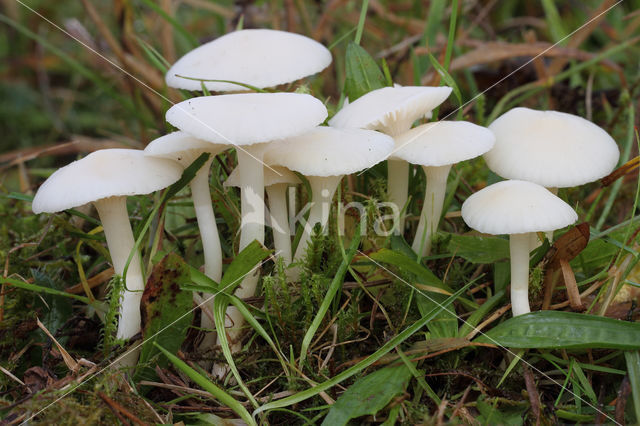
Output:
[[65, 268, 115, 295], [97, 392, 146, 426], [560, 259, 584, 311], [601, 156, 640, 187], [523, 366, 541, 425], [36, 318, 78, 373]]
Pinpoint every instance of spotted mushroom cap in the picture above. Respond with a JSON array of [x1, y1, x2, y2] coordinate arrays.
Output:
[[461, 180, 578, 235], [485, 107, 619, 188], [165, 29, 332, 92], [32, 149, 182, 213]]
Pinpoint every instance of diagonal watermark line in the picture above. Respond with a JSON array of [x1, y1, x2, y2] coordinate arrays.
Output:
[[355, 0, 624, 177], [12, 0, 284, 177], [20, 253, 280, 424], [358, 249, 620, 425]]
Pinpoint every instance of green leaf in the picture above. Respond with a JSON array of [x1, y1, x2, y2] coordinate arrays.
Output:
[[135, 253, 194, 381], [344, 42, 387, 101], [476, 311, 640, 349], [321, 365, 412, 426], [625, 351, 640, 423], [447, 234, 510, 264], [154, 343, 256, 426], [426, 52, 462, 106]]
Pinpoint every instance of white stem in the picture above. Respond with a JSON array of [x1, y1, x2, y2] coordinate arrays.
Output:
[[266, 183, 292, 265], [412, 164, 451, 258], [293, 175, 342, 262], [94, 197, 144, 340], [189, 158, 222, 351], [545, 187, 558, 243], [387, 159, 409, 232], [237, 145, 266, 249], [510, 233, 532, 316], [216, 144, 267, 357]]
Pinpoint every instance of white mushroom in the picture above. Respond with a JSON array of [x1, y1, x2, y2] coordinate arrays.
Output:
[[329, 86, 452, 231], [165, 29, 332, 92], [32, 149, 182, 339], [461, 180, 578, 316], [225, 165, 300, 265], [394, 121, 495, 257], [265, 126, 394, 269], [144, 132, 228, 351]]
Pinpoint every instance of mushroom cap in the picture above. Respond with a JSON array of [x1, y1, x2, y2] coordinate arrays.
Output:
[[393, 121, 495, 166], [166, 93, 328, 146], [461, 180, 578, 235], [165, 29, 332, 92], [328, 86, 452, 135], [264, 127, 394, 177], [32, 149, 183, 213], [144, 131, 228, 164], [224, 165, 300, 188], [485, 107, 620, 188]]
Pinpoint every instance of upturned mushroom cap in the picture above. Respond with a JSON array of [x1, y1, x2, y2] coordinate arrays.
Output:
[[166, 93, 328, 146], [485, 107, 620, 188], [144, 131, 227, 163], [393, 121, 495, 166], [328, 86, 452, 135], [32, 149, 183, 213], [461, 180, 577, 235], [264, 127, 394, 176], [165, 29, 332, 92], [224, 165, 300, 188]]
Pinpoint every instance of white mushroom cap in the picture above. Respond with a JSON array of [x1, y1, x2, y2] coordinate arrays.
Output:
[[144, 131, 228, 164], [165, 29, 332, 92], [461, 180, 578, 235], [264, 127, 394, 176], [32, 149, 183, 213], [485, 107, 620, 188], [166, 93, 328, 146], [328, 86, 452, 135], [393, 121, 495, 166], [224, 165, 300, 188]]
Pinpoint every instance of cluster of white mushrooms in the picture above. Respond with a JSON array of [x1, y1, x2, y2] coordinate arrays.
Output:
[[30, 29, 620, 366]]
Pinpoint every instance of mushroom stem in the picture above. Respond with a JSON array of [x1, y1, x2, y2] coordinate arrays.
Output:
[[266, 183, 292, 264], [217, 144, 267, 357], [189, 158, 222, 350], [94, 196, 144, 340], [412, 164, 451, 258], [510, 233, 532, 316], [294, 175, 342, 261], [388, 159, 409, 232]]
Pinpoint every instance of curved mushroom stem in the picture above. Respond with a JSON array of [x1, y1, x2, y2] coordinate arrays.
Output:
[[94, 196, 144, 341], [387, 159, 409, 233], [266, 183, 292, 265], [294, 175, 342, 262], [412, 164, 451, 258], [189, 158, 222, 350], [510, 233, 532, 316]]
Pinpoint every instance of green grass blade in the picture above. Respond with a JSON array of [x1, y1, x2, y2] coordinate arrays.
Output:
[[625, 351, 640, 423], [299, 226, 361, 366], [137, 0, 198, 48], [254, 280, 474, 416], [154, 343, 256, 425], [353, 0, 369, 45], [1, 276, 91, 304]]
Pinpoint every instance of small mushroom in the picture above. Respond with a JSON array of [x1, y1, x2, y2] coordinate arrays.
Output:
[[393, 121, 495, 257], [32, 149, 182, 339], [165, 29, 332, 92], [225, 165, 300, 265], [461, 180, 577, 316], [329, 85, 452, 231], [265, 126, 394, 271], [485, 107, 619, 246]]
